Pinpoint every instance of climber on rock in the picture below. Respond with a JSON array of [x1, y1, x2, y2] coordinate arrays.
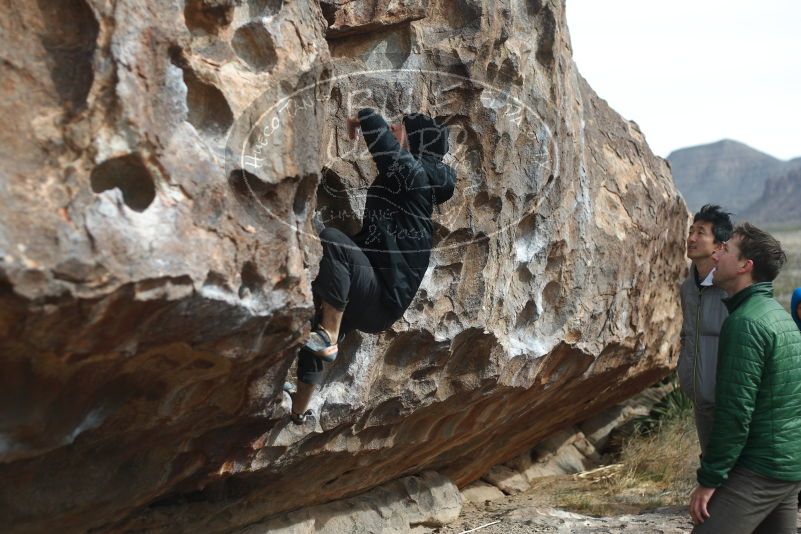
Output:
[[286, 107, 457, 424]]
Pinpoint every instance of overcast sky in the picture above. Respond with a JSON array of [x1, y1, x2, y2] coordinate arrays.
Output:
[[566, 0, 801, 161]]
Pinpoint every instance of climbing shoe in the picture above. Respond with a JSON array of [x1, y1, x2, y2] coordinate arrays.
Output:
[[290, 409, 314, 425], [301, 327, 338, 363]]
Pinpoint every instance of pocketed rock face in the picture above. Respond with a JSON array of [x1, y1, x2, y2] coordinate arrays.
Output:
[[0, 1, 686, 533]]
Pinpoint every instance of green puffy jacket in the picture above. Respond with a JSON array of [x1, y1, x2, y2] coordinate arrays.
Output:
[[697, 282, 801, 488]]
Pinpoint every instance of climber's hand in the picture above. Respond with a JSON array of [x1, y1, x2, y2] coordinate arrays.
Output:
[[346, 116, 360, 140]]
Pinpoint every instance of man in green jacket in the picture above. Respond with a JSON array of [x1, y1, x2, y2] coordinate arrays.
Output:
[[689, 223, 801, 533]]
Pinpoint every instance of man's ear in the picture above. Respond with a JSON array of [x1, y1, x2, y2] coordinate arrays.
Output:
[[739, 258, 754, 275]]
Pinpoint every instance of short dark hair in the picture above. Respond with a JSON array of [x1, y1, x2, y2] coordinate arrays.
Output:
[[732, 222, 787, 282], [693, 204, 733, 243]]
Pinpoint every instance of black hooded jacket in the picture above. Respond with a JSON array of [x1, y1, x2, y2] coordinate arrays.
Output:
[[351, 108, 457, 317]]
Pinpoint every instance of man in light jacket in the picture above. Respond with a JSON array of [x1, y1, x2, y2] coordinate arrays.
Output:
[[677, 204, 733, 455]]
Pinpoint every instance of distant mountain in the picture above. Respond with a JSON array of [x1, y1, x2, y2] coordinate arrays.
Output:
[[667, 139, 787, 213], [741, 167, 801, 226]]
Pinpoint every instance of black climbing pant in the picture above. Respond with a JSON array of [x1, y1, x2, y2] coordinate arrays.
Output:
[[297, 227, 399, 385]]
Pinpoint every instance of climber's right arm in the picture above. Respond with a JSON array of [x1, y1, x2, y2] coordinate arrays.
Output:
[[356, 108, 407, 176]]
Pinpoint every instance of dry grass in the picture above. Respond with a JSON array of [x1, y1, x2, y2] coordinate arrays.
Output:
[[614, 415, 698, 504], [529, 409, 699, 517], [770, 225, 801, 311]]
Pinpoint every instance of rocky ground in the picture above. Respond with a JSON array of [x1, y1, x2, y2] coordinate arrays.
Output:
[[437, 501, 692, 533], [431, 476, 801, 534]]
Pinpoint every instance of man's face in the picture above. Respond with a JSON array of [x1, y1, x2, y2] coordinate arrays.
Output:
[[712, 235, 747, 286], [795, 301, 801, 323], [687, 220, 719, 261]]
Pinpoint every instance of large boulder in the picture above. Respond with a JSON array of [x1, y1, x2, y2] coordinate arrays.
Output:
[[0, 0, 687, 532]]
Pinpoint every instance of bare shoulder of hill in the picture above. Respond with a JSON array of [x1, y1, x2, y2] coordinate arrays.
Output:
[[667, 139, 801, 226]]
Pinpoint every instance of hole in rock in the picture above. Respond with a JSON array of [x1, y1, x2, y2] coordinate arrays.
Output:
[[498, 57, 521, 85], [292, 174, 318, 217], [542, 280, 562, 306], [383, 330, 447, 370], [203, 271, 232, 292], [239, 261, 265, 298], [516, 299, 539, 328], [434, 228, 475, 265], [36, 0, 99, 115], [452, 125, 469, 146], [537, 292, 567, 337], [319, 1, 336, 27], [527, 0, 543, 16], [536, 6, 556, 66], [430, 221, 451, 249], [328, 24, 411, 69], [232, 22, 278, 72], [184, 0, 235, 35], [435, 263, 463, 278], [366, 398, 407, 425], [447, 328, 497, 377], [516, 211, 539, 240], [473, 191, 502, 212], [229, 169, 278, 203], [90, 154, 156, 212], [445, 62, 471, 83], [229, 169, 283, 226], [317, 67, 333, 94], [248, 0, 283, 18], [0, 271, 12, 293], [315, 168, 361, 235], [516, 264, 533, 284], [443, 0, 482, 30], [456, 237, 489, 312], [134, 275, 193, 301], [486, 62, 498, 83], [182, 68, 234, 137], [545, 240, 566, 273]]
